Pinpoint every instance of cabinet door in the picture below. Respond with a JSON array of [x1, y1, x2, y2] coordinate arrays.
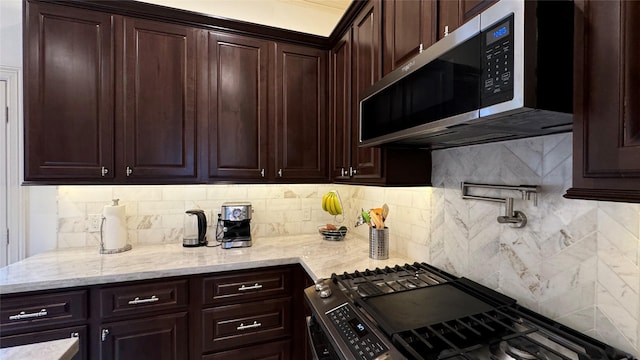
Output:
[[273, 43, 328, 182], [208, 33, 270, 181], [1, 326, 87, 360], [382, 0, 436, 75], [24, 2, 114, 181], [566, 0, 640, 202], [351, 0, 382, 180], [122, 18, 198, 180], [99, 312, 188, 360], [437, 0, 496, 40], [330, 31, 352, 180]]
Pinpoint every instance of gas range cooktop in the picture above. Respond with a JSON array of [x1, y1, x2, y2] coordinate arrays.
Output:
[[305, 263, 635, 360]]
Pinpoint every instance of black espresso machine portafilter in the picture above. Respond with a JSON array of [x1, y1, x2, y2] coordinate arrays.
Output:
[[217, 202, 252, 249]]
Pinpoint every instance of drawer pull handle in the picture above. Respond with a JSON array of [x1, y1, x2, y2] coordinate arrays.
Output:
[[9, 309, 47, 320], [237, 321, 262, 331], [128, 295, 159, 305], [238, 283, 263, 291]]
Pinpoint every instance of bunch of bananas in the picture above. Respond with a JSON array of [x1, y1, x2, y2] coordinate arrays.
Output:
[[321, 190, 343, 216]]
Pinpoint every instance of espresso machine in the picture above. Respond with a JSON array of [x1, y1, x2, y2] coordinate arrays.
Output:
[[217, 202, 252, 249]]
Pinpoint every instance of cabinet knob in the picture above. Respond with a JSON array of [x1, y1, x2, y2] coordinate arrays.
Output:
[[260, 169, 265, 178], [101, 328, 110, 341], [70, 332, 79, 338], [101, 167, 109, 177], [444, 25, 450, 37], [278, 169, 282, 177], [126, 166, 132, 177], [349, 167, 357, 177], [340, 167, 345, 176]]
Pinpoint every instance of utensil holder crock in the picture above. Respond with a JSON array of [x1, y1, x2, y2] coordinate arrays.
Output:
[[369, 227, 389, 260]]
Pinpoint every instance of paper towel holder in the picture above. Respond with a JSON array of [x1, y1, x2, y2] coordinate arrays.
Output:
[[100, 198, 132, 254]]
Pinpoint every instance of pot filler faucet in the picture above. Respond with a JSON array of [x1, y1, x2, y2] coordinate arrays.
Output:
[[461, 182, 539, 228]]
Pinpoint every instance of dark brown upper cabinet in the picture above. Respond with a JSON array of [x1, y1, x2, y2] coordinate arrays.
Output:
[[207, 33, 270, 182], [24, 2, 115, 181], [565, 0, 640, 203], [382, 0, 436, 76], [351, 0, 383, 181], [274, 43, 329, 182], [330, 31, 353, 180], [437, 0, 498, 40], [207, 34, 328, 183], [121, 18, 199, 181], [330, 0, 432, 186], [24, 1, 200, 183]]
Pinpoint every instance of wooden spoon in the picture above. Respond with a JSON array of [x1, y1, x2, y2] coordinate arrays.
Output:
[[382, 203, 389, 221]]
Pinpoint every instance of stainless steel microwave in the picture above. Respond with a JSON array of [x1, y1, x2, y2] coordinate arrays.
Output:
[[359, 0, 574, 150]]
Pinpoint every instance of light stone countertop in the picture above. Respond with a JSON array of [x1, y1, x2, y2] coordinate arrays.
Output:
[[0, 234, 414, 294], [0, 338, 79, 360]]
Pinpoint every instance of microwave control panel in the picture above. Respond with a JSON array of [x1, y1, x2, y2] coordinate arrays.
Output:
[[481, 14, 514, 106]]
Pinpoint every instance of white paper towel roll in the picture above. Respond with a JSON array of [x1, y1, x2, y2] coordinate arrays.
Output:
[[102, 203, 127, 251]]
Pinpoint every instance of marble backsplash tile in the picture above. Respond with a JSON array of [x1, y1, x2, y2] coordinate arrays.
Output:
[[55, 133, 640, 356]]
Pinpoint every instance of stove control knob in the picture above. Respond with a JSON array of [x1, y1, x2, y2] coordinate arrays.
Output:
[[314, 279, 325, 291], [319, 285, 332, 298]]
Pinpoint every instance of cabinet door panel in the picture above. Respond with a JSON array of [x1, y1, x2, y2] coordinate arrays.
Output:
[[209, 33, 269, 180], [1, 326, 87, 360], [99, 312, 188, 360], [274, 44, 328, 181], [352, 1, 382, 179], [383, 0, 435, 75], [24, 2, 114, 180], [330, 32, 352, 179], [566, 0, 640, 201], [123, 18, 197, 179]]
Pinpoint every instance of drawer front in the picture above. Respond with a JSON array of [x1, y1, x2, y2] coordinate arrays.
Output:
[[99, 279, 188, 319], [203, 268, 291, 305], [202, 339, 291, 360], [0, 290, 87, 334], [202, 297, 291, 352], [1, 325, 87, 360]]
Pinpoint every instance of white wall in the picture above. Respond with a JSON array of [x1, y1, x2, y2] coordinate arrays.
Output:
[[0, 0, 22, 68]]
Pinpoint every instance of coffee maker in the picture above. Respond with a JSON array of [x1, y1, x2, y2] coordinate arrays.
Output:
[[217, 202, 252, 249]]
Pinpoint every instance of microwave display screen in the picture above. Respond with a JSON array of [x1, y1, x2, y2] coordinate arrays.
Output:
[[487, 22, 510, 45]]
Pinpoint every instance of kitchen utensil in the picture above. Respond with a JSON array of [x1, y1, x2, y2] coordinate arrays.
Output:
[[382, 204, 389, 221], [100, 199, 132, 254], [369, 209, 384, 229], [183, 209, 207, 247]]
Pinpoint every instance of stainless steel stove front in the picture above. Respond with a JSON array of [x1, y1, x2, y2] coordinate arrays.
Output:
[[304, 279, 407, 360]]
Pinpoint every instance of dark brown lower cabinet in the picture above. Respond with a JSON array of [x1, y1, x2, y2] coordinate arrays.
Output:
[[1, 325, 87, 360], [0, 289, 88, 359], [98, 312, 188, 360], [202, 340, 291, 360], [0, 265, 311, 360], [201, 298, 291, 353]]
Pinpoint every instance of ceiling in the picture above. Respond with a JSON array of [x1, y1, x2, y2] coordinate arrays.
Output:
[[136, 0, 352, 37]]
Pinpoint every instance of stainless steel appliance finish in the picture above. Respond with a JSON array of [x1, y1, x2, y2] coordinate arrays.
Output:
[[183, 209, 207, 247], [217, 202, 252, 248], [305, 263, 635, 360], [358, 0, 574, 150]]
